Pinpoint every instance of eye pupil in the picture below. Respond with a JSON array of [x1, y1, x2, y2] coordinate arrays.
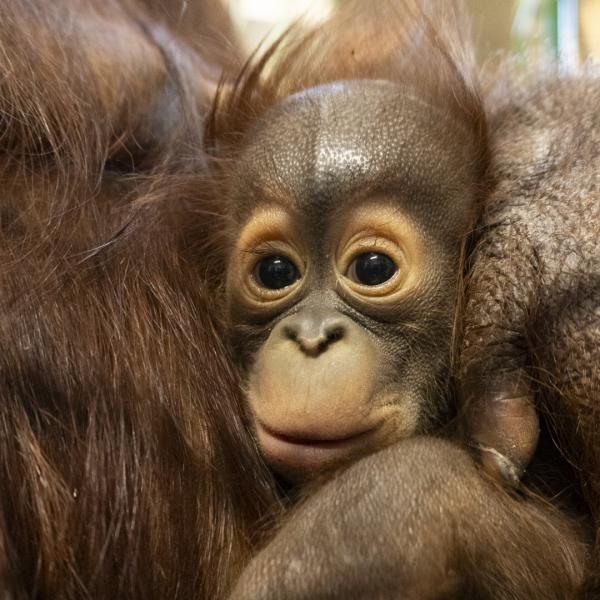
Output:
[[256, 256, 300, 290], [353, 252, 397, 286]]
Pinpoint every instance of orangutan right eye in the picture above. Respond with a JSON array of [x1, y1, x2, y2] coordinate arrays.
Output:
[[346, 252, 398, 286], [254, 256, 301, 290]]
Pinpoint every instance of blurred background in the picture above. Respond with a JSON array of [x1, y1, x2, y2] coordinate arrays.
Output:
[[227, 0, 600, 68]]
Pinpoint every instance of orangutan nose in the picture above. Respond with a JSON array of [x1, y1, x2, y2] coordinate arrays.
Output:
[[282, 310, 347, 357]]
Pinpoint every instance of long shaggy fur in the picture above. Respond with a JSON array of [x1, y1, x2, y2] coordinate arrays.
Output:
[[0, 1, 279, 598]]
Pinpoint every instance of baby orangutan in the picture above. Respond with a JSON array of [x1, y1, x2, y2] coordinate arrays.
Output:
[[203, 3, 590, 599]]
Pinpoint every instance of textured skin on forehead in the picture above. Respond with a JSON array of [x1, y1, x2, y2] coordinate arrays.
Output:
[[237, 80, 475, 233]]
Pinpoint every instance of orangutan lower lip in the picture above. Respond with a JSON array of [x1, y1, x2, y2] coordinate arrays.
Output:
[[259, 423, 373, 446], [255, 422, 377, 469]]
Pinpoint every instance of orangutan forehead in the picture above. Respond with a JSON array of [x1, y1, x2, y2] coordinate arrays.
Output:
[[236, 80, 474, 217]]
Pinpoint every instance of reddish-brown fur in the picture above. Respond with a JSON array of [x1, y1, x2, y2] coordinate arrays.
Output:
[[0, 1, 279, 598]]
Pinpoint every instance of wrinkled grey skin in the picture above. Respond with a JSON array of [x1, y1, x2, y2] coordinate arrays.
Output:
[[227, 76, 599, 599], [231, 81, 476, 233]]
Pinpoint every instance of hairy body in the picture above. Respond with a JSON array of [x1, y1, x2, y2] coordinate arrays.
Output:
[[0, 1, 278, 598], [463, 71, 600, 474], [1, 0, 599, 598]]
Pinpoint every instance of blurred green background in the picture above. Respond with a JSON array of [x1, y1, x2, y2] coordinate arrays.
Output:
[[227, 0, 600, 68]]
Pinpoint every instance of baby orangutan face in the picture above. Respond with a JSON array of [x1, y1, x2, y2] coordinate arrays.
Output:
[[225, 80, 478, 481]]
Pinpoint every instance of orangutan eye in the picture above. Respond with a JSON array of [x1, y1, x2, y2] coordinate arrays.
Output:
[[254, 256, 300, 290], [347, 252, 397, 286]]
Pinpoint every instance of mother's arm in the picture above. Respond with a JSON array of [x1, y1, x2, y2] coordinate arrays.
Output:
[[230, 437, 587, 599]]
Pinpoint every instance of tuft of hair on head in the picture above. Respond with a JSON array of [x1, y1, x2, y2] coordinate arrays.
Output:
[[206, 0, 487, 163]]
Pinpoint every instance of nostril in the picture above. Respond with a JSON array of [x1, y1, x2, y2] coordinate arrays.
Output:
[[326, 326, 344, 344], [283, 326, 298, 342]]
